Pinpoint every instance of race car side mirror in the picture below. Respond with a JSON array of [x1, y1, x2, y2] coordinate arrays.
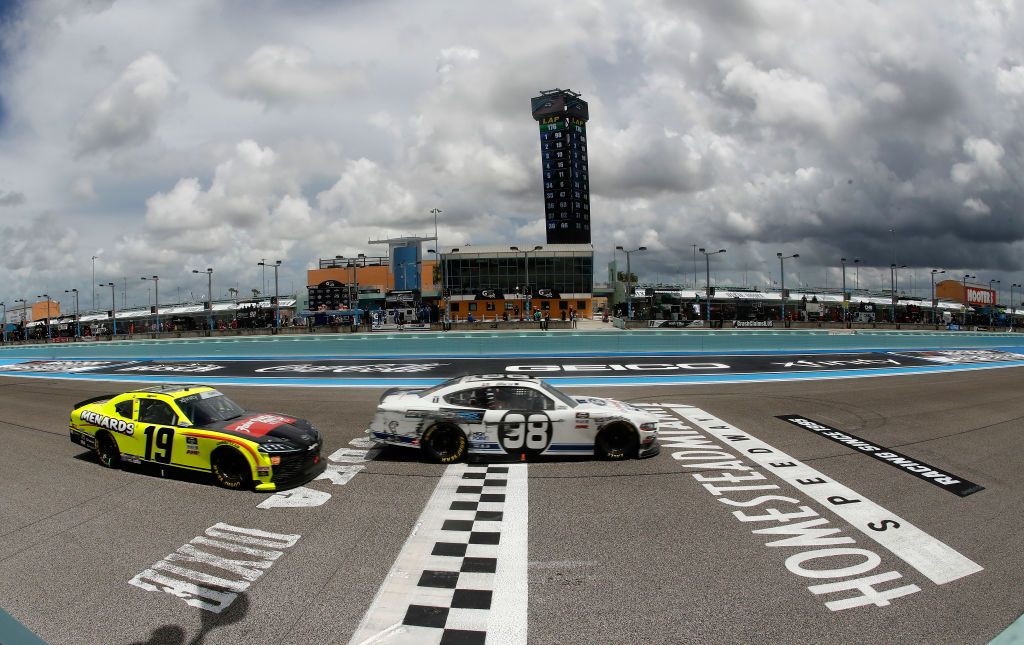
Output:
[[177, 420, 192, 428]]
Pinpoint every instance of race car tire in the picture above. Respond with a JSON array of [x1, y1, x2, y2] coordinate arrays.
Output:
[[595, 423, 638, 461], [211, 447, 253, 490], [95, 431, 120, 469], [421, 424, 468, 464]]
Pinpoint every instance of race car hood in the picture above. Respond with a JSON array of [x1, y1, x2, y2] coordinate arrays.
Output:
[[202, 412, 320, 447], [571, 396, 659, 423]]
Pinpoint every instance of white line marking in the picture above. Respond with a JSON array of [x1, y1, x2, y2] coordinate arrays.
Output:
[[675, 407, 982, 585], [349, 464, 528, 645], [488, 463, 528, 642]]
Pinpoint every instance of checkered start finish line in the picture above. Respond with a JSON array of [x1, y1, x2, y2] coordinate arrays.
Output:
[[349, 463, 528, 645]]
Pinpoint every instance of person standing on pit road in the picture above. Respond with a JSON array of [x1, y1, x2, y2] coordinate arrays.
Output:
[[570, 308, 577, 328]]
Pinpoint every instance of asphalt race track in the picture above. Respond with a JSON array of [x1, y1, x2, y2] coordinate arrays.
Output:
[[0, 368, 1021, 644]]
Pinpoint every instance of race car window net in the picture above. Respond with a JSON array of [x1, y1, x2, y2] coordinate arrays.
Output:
[[139, 399, 178, 426], [444, 386, 568, 411], [176, 393, 245, 425], [443, 388, 488, 409]]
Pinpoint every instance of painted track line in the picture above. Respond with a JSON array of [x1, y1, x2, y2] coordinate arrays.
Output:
[[349, 463, 528, 645], [677, 407, 983, 585]]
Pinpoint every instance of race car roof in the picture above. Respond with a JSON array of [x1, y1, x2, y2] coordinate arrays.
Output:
[[458, 374, 542, 384], [131, 384, 216, 397]]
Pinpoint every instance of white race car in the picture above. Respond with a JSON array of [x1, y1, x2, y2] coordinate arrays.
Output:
[[367, 374, 660, 463]]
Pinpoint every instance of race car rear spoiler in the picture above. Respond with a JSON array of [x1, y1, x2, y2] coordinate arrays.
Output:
[[72, 394, 114, 410]]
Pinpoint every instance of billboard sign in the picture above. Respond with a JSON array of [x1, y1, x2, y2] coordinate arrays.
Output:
[[965, 287, 995, 306]]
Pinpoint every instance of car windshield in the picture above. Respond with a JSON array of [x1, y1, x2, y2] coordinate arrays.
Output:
[[176, 390, 245, 425], [538, 380, 577, 408]]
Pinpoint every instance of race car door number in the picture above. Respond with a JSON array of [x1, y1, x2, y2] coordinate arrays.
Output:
[[496, 412, 553, 455], [143, 425, 175, 463]]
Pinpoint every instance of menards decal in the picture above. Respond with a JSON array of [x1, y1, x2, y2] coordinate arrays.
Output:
[[636, 403, 982, 612], [81, 409, 135, 435]]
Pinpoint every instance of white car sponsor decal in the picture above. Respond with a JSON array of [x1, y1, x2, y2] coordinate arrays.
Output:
[[254, 363, 447, 373]]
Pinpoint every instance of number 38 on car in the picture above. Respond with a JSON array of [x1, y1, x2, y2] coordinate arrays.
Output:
[[367, 374, 660, 463], [69, 385, 323, 491]]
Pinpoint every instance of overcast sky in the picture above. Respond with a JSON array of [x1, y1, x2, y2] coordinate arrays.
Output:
[[2, 0, 1023, 312]]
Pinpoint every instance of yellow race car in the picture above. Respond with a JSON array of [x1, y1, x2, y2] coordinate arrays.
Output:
[[69, 385, 323, 492]]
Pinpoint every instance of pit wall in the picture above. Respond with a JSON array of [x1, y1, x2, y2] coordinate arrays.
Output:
[[0, 329, 1019, 360]]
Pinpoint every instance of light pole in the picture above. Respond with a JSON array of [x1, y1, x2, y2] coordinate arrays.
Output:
[[893, 264, 907, 322], [961, 274, 975, 325], [854, 258, 861, 290], [841, 258, 848, 322], [64, 289, 80, 338], [261, 258, 267, 298], [258, 260, 282, 328], [101, 282, 116, 335], [428, 249, 448, 321], [889, 263, 896, 322], [15, 298, 27, 340], [512, 245, 543, 319], [777, 252, 798, 322], [989, 279, 1001, 327], [91, 255, 99, 311], [929, 269, 945, 324], [616, 245, 648, 319], [141, 276, 160, 334], [193, 268, 214, 330], [37, 295, 51, 341], [691, 244, 698, 290], [1011, 283, 1022, 330], [699, 248, 727, 323], [431, 207, 442, 265]]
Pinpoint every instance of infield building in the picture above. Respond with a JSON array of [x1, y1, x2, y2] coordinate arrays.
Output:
[[305, 89, 597, 320]]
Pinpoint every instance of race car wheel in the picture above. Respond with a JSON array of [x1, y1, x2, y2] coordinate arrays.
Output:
[[211, 448, 253, 490], [596, 423, 638, 461], [422, 424, 467, 464], [95, 431, 120, 469]]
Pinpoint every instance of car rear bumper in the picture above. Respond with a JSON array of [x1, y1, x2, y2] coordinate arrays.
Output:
[[69, 427, 96, 449]]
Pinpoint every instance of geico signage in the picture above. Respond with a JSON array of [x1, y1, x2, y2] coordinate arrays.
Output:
[[506, 363, 729, 372], [966, 288, 995, 305]]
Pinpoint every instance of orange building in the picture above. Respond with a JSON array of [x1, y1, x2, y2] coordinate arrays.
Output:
[[306, 256, 438, 310], [29, 300, 60, 322], [935, 279, 996, 307]]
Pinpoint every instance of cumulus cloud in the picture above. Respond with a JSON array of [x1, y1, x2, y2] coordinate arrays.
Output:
[[962, 197, 991, 216], [317, 158, 418, 224], [222, 45, 367, 107], [0, 190, 26, 206], [718, 55, 848, 136], [0, 215, 78, 279], [73, 52, 178, 155], [951, 137, 1007, 187], [70, 177, 96, 200], [3, 0, 1024, 302]]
